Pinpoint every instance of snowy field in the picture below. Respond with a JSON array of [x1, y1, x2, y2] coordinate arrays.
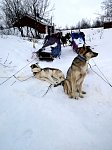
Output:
[[0, 28, 112, 150]]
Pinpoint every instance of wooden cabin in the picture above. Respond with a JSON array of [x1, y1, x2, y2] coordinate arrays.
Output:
[[13, 16, 54, 34], [104, 22, 112, 29]]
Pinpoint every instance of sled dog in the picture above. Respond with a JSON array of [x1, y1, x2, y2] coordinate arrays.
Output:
[[62, 45, 98, 99], [30, 63, 65, 85], [32, 51, 54, 61]]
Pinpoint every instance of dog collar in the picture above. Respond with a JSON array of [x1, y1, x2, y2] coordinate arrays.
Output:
[[77, 55, 87, 62]]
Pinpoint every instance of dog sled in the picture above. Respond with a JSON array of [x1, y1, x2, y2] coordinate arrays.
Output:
[[70, 31, 85, 53], [36, 32, 62, 61]]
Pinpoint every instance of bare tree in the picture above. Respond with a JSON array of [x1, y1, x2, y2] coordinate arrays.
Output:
[[1, 0, 53, 36], [1, 0, 25, 27], [24, 0, 54, 24], [75, 19, 91, 29], [101, 0, 112, 21], [80, 19, 91, 29], [70, 25, 75, 30], [92, 18, 103, 28], [23, 0, 53, 37], [75, 21, 81, 29]]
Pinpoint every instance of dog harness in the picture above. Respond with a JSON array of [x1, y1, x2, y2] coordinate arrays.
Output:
[[77, 55, 87, 62]]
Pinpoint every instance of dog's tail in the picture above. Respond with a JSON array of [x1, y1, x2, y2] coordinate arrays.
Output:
[[54, 80, 64, 87]]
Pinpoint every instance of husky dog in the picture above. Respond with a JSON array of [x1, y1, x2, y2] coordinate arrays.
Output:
[[30, 63, 65, 85], [62, 45, 98, 99], [32, 50, 54, 61], [61, 33, 71, 46]]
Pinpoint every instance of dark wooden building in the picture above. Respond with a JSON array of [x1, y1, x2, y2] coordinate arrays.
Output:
[[13, 16, 54, 34], [104, 22, 112, 29]]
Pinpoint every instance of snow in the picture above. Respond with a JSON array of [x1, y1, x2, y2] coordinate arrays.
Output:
[[0, 28, 112, 150]]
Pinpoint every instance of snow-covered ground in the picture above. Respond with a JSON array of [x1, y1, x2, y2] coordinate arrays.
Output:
[[0, 28, 112, 150]]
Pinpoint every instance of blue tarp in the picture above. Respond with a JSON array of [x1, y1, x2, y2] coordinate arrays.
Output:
[[40, 33, 62, 58], [51, 41, 61, 58]]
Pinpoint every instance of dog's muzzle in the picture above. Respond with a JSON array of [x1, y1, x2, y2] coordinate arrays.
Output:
[[92, 52, 98, 58]]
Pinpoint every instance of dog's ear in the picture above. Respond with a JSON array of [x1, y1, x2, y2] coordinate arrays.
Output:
[[35, 63, 40, 68], [30, 64, 37, 69], [30, 64, 34, 69]]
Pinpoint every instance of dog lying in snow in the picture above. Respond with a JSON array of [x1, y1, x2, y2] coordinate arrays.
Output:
[[32, 51, 54, 61], [30, 63, 65, 85]]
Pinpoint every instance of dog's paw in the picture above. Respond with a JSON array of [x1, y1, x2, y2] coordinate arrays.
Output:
[[70, 93, 79, 100], [74, 96, 79, 100], [82, 91, 86, 94], [79, 94, 84, 98]]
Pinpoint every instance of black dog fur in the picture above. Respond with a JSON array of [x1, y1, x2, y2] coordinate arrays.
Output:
[[33, 50, 54, 61]]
